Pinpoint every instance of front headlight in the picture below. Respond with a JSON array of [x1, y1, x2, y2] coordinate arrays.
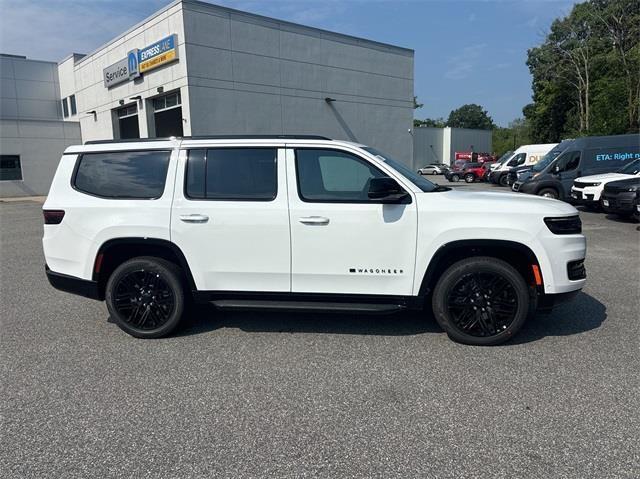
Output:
[[582, 182, 601, 187], [533, 173, 540, 179], [628, 186, 639, 192], [544, 216, 582, 235]]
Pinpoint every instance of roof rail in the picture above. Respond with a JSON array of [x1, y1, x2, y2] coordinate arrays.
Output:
[[84, 135, 333, 145]]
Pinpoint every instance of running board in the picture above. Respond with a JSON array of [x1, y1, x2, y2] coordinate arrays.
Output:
[[212, 300, 406, 314]]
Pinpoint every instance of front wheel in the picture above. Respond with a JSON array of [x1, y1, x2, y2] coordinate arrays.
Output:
[[464, 173, 475, 183], [105, 257, 186, 338], [431, 257, 530, 345], [499, 174, 509, 187], [538, 188, 559, 199]]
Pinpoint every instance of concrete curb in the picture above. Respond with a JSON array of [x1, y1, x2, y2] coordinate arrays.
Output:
[[0, 196, 46, 204]]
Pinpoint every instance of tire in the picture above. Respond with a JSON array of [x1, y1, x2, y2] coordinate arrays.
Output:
[[538, 188, 559, 199], [450, 174, 460, 182], [431, 257, 530, 346], [105, 256, 186, 338], [464, 173, 475, 183], [498, 174, 509, 187]]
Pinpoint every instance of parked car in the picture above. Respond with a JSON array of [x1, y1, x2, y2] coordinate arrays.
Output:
[[508, 140, 574, 187], [485, 151, 514, 178], [445, 162, 484, 182], [517, 134, 640, 200], [462, 162, 492, 183], [418, 164, 446, 175], [600, 177, 640, 221], [43, 135, 586, 346], [570, 159, 640, 209], [489, 144, 558, 186]]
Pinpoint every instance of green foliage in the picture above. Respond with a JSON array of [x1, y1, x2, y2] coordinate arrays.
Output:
[[446, 104, 494, 130], [492, 118, 533, 157], [414, 117, 446, 128], [525, 0, 640, 141]]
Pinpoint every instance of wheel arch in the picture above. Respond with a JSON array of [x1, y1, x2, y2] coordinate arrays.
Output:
[[418, 239, 542, 297], [92, 238, 196, 299]]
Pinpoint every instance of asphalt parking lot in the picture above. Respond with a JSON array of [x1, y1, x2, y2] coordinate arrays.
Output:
[[1, 185, 639, 479]]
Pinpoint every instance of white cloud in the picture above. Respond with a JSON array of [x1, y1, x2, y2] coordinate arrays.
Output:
[[444, 43, 487, 81]]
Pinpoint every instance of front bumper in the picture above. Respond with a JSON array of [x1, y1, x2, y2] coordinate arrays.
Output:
[[601, 191, 637, 214], [569, 188, 598, 206], [517, 180, 538, 194], [46, 264, 102, 300]]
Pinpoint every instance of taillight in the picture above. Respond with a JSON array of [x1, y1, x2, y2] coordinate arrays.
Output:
[[43, 210, 65, 225]]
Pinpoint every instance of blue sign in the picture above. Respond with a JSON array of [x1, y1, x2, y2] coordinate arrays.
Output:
[[138, 35, 178, 73], [127, 49, 139, 78]]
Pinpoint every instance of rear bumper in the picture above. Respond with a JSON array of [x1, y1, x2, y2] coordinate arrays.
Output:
[[45, 265, 102, 300]]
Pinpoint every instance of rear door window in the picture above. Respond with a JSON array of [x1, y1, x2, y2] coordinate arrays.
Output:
[[74, 150, 171, 199], [185, 148, 277, 201]]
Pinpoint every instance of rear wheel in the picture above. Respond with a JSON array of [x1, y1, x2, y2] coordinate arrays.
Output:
[[105, 257, 186, 338], [431, 257, 530, 346], [464, 173, 475, 183], [538, 188, 559, 199], [450, 174, 460, 182]]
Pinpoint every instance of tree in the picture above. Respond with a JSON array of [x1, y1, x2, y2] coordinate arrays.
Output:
[[414, 117, 446, 128], [525, 0, 639, 141], [446, 104, 494, 130], [492, 118, 532, 156]]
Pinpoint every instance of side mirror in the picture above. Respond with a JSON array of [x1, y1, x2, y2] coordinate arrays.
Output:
[[368, 177, 410, 203]]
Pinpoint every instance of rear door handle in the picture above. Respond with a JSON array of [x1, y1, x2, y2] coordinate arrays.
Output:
[[299, 216, 330, 226], [179, 214, 209, 223]]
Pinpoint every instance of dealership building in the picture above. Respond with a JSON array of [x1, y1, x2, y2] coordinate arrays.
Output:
[[0, 0, 415, 196]]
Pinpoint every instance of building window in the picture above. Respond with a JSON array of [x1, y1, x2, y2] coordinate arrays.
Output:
[[74, 150, 171, 199], [116, 104, 140, 139], [69, 95, 77, 115], [0, 155, 23, 181], [61, 98, 69, 118], [186, 148, 277, 201], [152, 91, 183, 137]]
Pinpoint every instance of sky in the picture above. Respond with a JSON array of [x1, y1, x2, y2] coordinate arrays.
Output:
[[0, 0, 577, 126]]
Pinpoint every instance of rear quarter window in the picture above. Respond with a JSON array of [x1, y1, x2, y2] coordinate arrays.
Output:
[[73, 150, 171, 199]]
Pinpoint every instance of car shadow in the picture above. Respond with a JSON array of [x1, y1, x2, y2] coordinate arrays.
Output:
[[511, 292, 607, 344], [177, 303, 440, 337], [176, 291, 606, 343]]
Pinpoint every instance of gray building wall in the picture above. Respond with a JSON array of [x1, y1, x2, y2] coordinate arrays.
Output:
[[447, 127, 492, 164], [0, 54, 81, 197], [183, 0, 414, 163], [412, 127, 445, 169]]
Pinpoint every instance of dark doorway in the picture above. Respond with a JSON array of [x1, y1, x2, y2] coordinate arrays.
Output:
[[152, 91, 183, 138], [117, 104, 139, 139], [154, 106, 183, 137]]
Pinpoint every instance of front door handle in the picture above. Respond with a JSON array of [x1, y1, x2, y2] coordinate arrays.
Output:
[[179, 214, 209, 223], [299, 216, 330, 226]]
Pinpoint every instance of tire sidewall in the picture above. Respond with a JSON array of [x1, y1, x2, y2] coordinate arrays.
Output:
[[464, 174, 475, 183], [539, 188, 559, 199], [431, 257, 530, 346], [105, 257, 185, 339]]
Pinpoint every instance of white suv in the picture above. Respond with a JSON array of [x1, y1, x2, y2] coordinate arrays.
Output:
[[43, 136, 587, 345], [570, 159, 640, 209]]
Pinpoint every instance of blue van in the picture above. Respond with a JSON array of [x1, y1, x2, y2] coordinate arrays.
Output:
[[517, 134, 640, 200]]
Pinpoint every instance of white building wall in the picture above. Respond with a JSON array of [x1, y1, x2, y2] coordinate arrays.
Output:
[[68, 1, 189, 141]]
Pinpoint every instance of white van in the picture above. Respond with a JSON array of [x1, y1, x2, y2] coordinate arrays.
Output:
[[489, 144, 557, 186]]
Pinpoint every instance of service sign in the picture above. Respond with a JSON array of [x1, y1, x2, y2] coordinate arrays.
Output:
[[138, 34, 178, 74], [103, 57, 132, 88]]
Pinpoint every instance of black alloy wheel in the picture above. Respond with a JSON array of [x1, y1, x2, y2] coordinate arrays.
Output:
[[432, 257, 530, 345], [464, 173, 475, 183], [106, 257, 185, 338]]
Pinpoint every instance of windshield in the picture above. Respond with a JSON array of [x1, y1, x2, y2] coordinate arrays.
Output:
[[532, 140, 573, 172], [363, 147, 438, 192], [618, 159, 640, 175], [496, 151, 514, 164]]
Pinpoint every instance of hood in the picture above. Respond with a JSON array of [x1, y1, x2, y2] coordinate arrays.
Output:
[[420, 189, 578, 215], [576, 172, 636, 183]]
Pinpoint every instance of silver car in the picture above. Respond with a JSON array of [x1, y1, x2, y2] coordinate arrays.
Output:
[[418, 164, 444, 175]]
